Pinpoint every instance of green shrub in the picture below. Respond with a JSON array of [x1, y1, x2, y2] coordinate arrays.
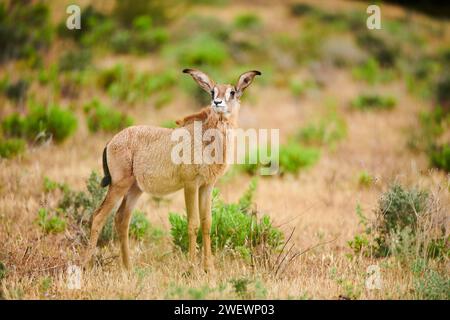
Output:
[[172, 34, 228, 67], [3, 79, 29, 103], [409, 106, 450, 172], [1, 104, 78, 143], [25, 104, 78, 143], [0, 138, 26, 159], [113, 0, 171, 27], [57, 5, 108, 44], [413, 267, 450, 300], [110, 30, 132, 53], [352, 58, 394, 84], [0, 261, 6, 281], [355, 31, 397, 67], [109, 17, 169, 54], [435, 74, 450, 110], [358, 171, 373, 187], [84, 99, 133, 133], [279, 142, 320, 174], [44, 172, 161, 245], [58, 49, 92, 72], [377, 184, 428, 236], [296, 112, 347, 148], [290, 3, 315, 16], [241, 142, 320, 175], [169, 180, 283, 257], [0, 2, 53, 63], [98, 65, 174, 104], [161, 120, 177, 129], [351, 94, 396, 111], [37, 208, 67, 234], [234, 13, 262, 30], [1, 113, 27, 138], [429, 144, 450, 172], [348, 184, 448, 260], [129, 210, 150, 240]]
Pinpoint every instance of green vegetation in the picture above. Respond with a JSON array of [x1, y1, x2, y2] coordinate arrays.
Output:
[[0, 261, 6, 281], [351, 94, 396, 111], [357, 171, 373, 187], [352, 58, 394, 84], [2, 79, 29, 104], [0, 2, 53, 65], [41, 172, 162, 245], [169, 180, 283, 259], [296, 112, 347, 148], [348, 184, 448, 259], [84, 99, 133, 133], [413, 262, 450, 299], [234, 13, 262, 30], [1, 104, 77, 143], [409, 106, 450, 172], [355, 31, 397, 68], [278, 143, 320, 174], [58, 49, 92, 72], [37, 208, 67, 234], [429, 144, 450, 172], [0, 138, 26, 159]]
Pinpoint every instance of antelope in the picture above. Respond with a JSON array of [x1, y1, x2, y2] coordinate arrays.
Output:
[[82, 68, 261, 271]]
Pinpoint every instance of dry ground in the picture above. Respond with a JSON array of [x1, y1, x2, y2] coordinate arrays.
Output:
[[0, 0, 449, 299]]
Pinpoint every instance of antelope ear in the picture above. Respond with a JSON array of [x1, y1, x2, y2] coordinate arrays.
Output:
[[236, 70, 261, 95], [183, 68, 215, 93]]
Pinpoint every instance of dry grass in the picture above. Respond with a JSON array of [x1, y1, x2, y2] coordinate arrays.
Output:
[[0, 0, 449, 300]]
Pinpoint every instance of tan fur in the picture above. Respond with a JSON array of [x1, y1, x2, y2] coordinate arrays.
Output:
[[83, 69, 260, 271]]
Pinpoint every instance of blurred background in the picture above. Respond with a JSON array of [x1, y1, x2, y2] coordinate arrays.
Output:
[[0, 0, 449, 299]]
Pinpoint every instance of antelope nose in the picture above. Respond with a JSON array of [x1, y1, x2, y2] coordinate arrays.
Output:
[[214, 100, 222, 106]]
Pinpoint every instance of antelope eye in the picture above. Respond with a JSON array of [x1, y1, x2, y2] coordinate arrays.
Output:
[[230, 91, 235, 98]]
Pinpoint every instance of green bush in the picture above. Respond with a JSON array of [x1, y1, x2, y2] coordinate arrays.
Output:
[[37, 208, 67, 234], [43, 172, 162, 245], [279, 142, 320, 174], [289, 79, 306, 97], [1, 104, 78, 143], [241, 142, 320, 176], [113, 0, 171, 27], [58, 49, 92, 72], [84, 99, 133, 133], [109, 16, 169, 54], [57, 5, 108, 44], [351, 94, 396, 111], [3, 79, 29, 103], [129, 210, 150, 240], [234, 13, 262, 30], [413, 266, 450, 300], [98, 65, 174, 104], [435, 74, 450, 110], [172, 34, 228, 67], [169, 180, 283, 258], [25, 104, 78, 143], [355, 31, 397, 68], [352, 58, 394, 84], [429, 144, 450, 172], [290, 3, 315, 16], [0, 2, 53, 64], [1, 113, 26, 138], [0, 138, 26, 159], [296, 112, 347, 148], [160, 120, 177, 129], [0, 261, 6, 281], [131, 210, 164, 241], [357, 171, 373, 187], [348, 184, 448, 260]]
